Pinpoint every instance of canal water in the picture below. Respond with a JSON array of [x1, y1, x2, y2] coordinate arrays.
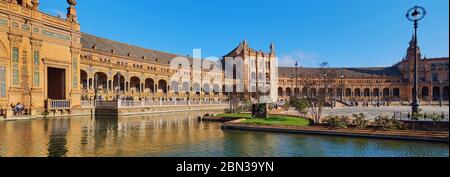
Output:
[[0, 111, 448, 157]]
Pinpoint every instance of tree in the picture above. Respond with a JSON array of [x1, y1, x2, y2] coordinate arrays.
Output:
[[291, 97, 309, 116], [308, 62, 336, 124], [282, 102, 291, 116], [429, 113, 445, 131]]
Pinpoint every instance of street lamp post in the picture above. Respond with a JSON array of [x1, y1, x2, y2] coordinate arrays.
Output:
[[340, 74, 344, 102], [406, 6, 426, 114], [323, 73, 330, 108], [295, 61, 298, 98]]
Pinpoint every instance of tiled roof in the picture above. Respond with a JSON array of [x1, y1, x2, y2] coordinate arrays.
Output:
[[278, 66, 402, 78], [81, 33, 181, 65], [223, 41, 258, 57]]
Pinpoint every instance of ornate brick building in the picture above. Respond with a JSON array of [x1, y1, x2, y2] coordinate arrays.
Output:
[[0, 1, 448, 118], [277, 36, 449, 104]]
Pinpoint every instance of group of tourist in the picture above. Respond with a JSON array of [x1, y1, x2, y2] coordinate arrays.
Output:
[[350, 100, 391, 107], [11, 103, 27, 116]]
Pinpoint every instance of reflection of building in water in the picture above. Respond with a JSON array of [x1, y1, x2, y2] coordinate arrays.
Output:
[[47, 119, 69, 157], [72, 111, 222, 156], [0, 1, 448, 119]]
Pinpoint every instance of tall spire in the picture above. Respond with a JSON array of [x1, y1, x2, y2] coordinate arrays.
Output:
[[409, 33, 416, 48], [270, 42, 275, 54]]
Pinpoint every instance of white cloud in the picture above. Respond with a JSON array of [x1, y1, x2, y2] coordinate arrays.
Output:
[[278, 50, 322, 67]]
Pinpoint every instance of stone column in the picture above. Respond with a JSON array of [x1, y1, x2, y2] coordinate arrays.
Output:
[[29, 38, 44, 115], [8, 34, 23, 116], [70, 47, 82, 108]]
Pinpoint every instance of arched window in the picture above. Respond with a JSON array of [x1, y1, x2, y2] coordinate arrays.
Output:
[[393, 88, 400, 97]]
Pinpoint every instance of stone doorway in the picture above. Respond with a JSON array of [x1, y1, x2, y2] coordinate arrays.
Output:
[[47, 67, 66, 100]]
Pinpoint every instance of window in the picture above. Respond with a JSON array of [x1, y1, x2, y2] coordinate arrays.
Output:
[[431, 64, 436, 71], [432, 73, 439, 82]]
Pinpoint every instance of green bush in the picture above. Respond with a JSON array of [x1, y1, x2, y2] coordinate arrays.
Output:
[[324, 115, 350, 129], [290, 97, 310, 115], [352, 113, 368, 129], [374, 116, 406, 130]]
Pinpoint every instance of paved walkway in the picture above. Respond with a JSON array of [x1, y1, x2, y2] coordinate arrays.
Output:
[[274, 106, 449, 120]]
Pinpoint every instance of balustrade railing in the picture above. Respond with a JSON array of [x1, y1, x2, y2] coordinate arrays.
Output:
[[91, 99, 226, 109], [46, 99, 71, 110], [81, 100, 95, 108]]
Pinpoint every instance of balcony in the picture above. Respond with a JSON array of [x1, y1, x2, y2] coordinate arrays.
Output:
[[46, 99, 71, 110]]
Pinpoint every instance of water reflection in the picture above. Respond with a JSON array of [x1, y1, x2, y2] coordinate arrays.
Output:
[[0, 111, 448, 157]]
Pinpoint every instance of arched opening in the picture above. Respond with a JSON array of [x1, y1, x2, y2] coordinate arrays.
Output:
[[94, 72, 108, 90], [327, 88, 334, 97], [443, 86, 449, 100], [80, 70, 88, 89], [278, 87, 283, 97], [182, 81, 190, 94], [145, 78, 155, 93], [213, 84, 221, 95], [345, 88, 352, 97], [319, 88, 326, 96], [286, 87, 292, 97], [193, 83, 201, 95], [383, 88, 390, 97], [421, 87, 429, 97], [337, 88, 343, 97], [171, 81, 179, 93], [203, 83, 211, 95], [432, 86, 441, 101], [393, 88, 400, 97], [310, 88, 317, 97], [113, 73, 125, 91], [302, 87, 308, 97], [130, 76, 141, 93], [373, 88, 380, 97], [355, 88, 361, 97], [158, 80, 168, 94], [294, 88, 300, 97], [251, 85, 257, 98], [363, 88, 370, 97]]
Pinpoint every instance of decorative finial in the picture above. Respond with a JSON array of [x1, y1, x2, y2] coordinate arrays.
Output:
[[66, 0, 78, 23], [67, 0, 77, 6], [243, 37, 247, 45], [31, 0, 39, 10]]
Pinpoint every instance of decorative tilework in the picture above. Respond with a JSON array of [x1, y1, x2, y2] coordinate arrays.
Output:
[[72, 57, 78, 89], [12, 47, 19, 85], [0, 19, 7, 26], [12, 22, 18, 28], [0, 66, 5, 98], [22, 24, 30, 31], [33, 27, 39, 33], [42, 29, 71, 41], [34, 51, 40, 87]]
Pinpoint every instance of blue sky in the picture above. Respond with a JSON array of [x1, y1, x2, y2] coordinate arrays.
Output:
[[40, 0, 448, 67]]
